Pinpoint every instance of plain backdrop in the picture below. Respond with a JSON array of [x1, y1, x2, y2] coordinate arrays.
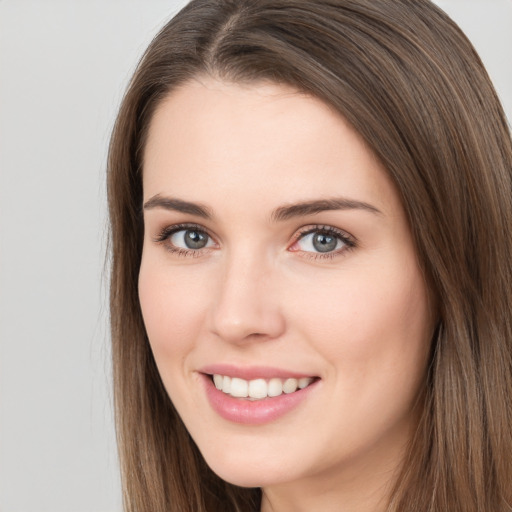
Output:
[[0, 1, 510, 511]]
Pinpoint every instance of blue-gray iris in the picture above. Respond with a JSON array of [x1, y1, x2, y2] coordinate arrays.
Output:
[[313, 233, 337, 252]]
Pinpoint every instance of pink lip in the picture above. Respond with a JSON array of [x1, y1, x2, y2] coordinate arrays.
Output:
[[199, 363, 314, 381], [200, 372, 319, 425]]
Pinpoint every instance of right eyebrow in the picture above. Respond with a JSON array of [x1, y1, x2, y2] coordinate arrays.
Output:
[[143, 195, 213, 219]]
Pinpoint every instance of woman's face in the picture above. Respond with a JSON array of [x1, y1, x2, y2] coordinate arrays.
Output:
[[139, 78, 434, 504]]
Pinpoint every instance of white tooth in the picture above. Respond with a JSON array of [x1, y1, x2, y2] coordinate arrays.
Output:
[[230, 377, 249, 398], [248, 379, 268, 399], [213, 374, 223, 390], [283, 378, 298, 394], [267, 378, 283, 397], [222, 376, 231, 394], [298, 377, 313, 389]]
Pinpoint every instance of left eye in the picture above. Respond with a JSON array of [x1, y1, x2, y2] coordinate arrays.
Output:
[[169, 229, 214, 250], [294, 230, 347, 253]]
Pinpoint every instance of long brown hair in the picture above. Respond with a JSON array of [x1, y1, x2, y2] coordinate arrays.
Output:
[[107, 1, 512, 510]]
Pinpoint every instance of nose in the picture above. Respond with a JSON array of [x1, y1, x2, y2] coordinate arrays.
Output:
[[208, 251, 286, 344]]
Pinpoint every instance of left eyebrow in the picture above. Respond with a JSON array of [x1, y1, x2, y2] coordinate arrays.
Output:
[[271, 198, 382, 222]]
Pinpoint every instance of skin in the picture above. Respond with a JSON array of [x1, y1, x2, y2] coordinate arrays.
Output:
[[139, 77, 435, 512]]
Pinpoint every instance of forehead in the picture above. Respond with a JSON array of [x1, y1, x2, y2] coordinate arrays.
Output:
[[142, 77, 399, 217]]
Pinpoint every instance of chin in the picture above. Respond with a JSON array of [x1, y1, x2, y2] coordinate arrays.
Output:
[[199, 444, 294, 488]]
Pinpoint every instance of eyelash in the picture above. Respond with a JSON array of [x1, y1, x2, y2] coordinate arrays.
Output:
[[153, 223, 356, 260]]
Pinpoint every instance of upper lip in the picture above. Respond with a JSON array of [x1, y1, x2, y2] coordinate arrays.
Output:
[[198, 364, 317, 381]]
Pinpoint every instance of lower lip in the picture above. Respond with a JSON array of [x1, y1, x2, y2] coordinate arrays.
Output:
[[201, 374, 319, 425]]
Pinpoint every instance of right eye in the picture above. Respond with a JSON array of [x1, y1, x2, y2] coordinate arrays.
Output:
[[154, 224, 216, 255], [169, 228, 213, 250]]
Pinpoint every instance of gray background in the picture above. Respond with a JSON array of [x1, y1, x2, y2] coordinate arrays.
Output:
[[0, 1, 510, 511]]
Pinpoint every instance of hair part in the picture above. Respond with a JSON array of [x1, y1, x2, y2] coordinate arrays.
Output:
[[107, 1, 512, 510]]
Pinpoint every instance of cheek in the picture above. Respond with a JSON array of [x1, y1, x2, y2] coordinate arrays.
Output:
[[287, 261, 432, 449], [287, 256, 432, 381], [138, 257, 211, 361]]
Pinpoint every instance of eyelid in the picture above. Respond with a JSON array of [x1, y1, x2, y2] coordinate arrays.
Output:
[[291, 224, 356, 243], [154, 222, 197, 241]]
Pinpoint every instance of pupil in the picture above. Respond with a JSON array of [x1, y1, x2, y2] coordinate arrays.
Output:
[[313, 233, 337, 253], [185, 230, 207, 249]]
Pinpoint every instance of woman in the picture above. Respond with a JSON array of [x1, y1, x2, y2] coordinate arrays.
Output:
[[107, 0, 512, 510]]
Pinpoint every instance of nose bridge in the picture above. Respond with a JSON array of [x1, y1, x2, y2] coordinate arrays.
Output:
[[210, 246, 284, 343]]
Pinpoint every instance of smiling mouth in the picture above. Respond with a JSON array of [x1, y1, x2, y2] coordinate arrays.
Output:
[[209, 374, 317, 400]]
